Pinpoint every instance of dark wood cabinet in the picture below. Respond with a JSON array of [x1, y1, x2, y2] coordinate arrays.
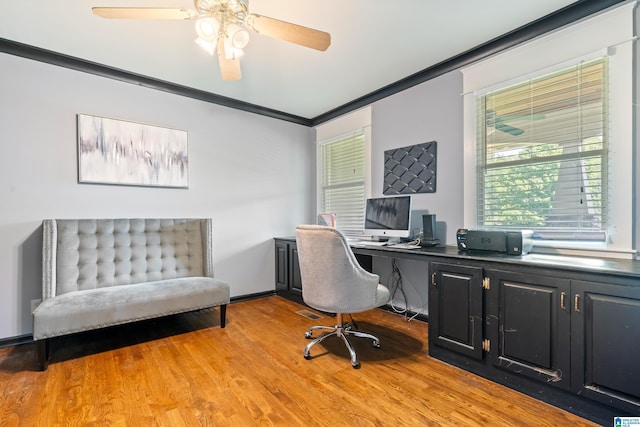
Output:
[[289, 244, 303, 294], [428, 258, 640, 421], [486, 269, 571, 390], [275, 240, 289, 292], [571, 279, 640, 412], [430, 263, 484, 360], [274, 239, 303, 303]]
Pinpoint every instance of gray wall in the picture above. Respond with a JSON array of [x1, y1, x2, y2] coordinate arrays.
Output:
[[0, 53, 315, 340], [372, 71, 464, 240], [369, 71, 464, 316]]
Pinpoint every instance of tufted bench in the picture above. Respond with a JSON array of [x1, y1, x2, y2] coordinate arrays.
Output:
[[33, 218, 230, 370]]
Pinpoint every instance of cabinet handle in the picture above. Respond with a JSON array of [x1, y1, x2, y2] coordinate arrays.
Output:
[[574, 294, 580, 312], [561, 292, 566, 310], [431, 272, 436, 286]]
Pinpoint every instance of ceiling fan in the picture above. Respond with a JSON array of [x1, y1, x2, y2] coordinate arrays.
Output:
[[92, 0, 331, 81], [486, 109, 545, 136]]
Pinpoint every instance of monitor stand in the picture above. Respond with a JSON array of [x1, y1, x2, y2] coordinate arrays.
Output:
[[364, 236, 390, 243]]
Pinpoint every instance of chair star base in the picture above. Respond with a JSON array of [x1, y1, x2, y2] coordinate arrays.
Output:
[[303, 314, 381, 369]]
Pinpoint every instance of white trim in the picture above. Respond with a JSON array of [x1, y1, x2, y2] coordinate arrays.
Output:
[[315, 106, 372, 141], [462, 94, 477, 229], [469, 48, 609, 98], [530, 244, 637, 260]]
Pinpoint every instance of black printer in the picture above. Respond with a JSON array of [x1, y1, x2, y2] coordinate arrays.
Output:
[[456, 229, 533, 255]]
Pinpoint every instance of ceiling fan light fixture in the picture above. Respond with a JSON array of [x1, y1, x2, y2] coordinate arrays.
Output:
[[195, 17, 219, 41], [194, 0, 218, 14], [223, 37, 244, 59], [226, 23, 249, 49]]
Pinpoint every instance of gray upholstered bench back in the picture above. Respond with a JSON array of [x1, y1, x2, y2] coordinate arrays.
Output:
[[43, 218, 214, 300]]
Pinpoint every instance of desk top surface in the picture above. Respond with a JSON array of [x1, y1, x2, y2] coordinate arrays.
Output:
[[275, 236, 640, 280]]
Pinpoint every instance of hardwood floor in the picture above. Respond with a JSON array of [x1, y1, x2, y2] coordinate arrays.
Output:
[[0, 296, 598, 426]]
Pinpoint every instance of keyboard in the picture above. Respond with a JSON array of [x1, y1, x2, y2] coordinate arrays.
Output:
[[387, 242, 422, 250], [349, 240, 388, 247]]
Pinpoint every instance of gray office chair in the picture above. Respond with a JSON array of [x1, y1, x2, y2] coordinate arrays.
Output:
[[295, 225, 391, 368]]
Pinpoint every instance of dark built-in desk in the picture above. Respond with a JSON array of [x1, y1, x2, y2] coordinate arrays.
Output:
[[274, 237, 640, 424]]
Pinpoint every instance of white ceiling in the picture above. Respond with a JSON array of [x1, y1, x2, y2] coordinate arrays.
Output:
[[1, 0, 586, 120]]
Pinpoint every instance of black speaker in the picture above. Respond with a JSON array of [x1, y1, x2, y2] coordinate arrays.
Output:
[[422, 214, 438, 246], [506, 231, 521, 255], [422, 214, 435, 240]]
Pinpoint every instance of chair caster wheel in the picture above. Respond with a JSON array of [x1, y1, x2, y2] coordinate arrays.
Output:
[[305, 331, 312, 339], [304, 353, 311, 360], [352, 362, 361, 369], [372, 341, 380, 348]]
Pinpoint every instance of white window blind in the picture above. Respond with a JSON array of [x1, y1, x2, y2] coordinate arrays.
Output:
[[318, 132, 366, 234], [477, 57, 607, 241]]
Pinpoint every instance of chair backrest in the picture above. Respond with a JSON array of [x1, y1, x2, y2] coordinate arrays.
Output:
[[295, 225, 381, 314]]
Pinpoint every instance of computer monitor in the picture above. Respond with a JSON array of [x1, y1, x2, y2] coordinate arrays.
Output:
[[364, 196, 412, 239]]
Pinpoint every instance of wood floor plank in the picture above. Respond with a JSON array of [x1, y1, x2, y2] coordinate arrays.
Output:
[[0, 296, 599, 426]]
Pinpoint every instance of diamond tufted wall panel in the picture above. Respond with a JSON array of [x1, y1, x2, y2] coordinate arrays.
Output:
[[383, 141, 437, 195]]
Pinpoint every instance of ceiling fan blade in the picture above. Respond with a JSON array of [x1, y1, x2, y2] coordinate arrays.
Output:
[[487, 109, 526, 136], [495, 122, 524, 136], [501, 113, 546, 121], [92, 7, 196, 20], [250, 15, 330, 51], [217, 39, 242, 81]]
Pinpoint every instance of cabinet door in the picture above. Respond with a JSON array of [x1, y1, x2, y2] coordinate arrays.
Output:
[[486, 270, 570, 390], [288, 243, 303, 295], [430, 263, 484, 360], [275, 241, 289, 292], [571, 280, 640, 412]]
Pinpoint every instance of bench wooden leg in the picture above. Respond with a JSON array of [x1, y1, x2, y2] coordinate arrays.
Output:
[[220, 304, 227, 328], [37, 339, 49, 371]]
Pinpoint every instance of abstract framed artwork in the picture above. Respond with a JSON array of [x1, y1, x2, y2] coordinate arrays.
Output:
[[77, 114, 189, 188]]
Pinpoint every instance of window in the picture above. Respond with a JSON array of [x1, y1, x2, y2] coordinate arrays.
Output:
[[316, 107, 371, 235], [477, 58, 607, 241], [462, 2, 634, 257], [317, 132, 366, 234]]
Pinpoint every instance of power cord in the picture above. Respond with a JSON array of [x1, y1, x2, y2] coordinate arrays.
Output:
[[411, 228, 424, 246], [389, 259, 408, 315], [387, 259, 426, 321], [348, 313, 359, 330]]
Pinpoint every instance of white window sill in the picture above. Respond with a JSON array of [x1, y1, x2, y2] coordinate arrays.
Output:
[[531, 241, 636, 260]]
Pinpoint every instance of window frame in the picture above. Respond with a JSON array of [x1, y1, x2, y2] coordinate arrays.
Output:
[[461, 2, 634, 258], [317, 131, 366, 234], [315, 107, 372, 236]]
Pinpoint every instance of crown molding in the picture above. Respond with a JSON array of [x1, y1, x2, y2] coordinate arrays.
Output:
[[310, 0, 627, 126], [0, 37, 312, 126], [0, 0, 626, 128]]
